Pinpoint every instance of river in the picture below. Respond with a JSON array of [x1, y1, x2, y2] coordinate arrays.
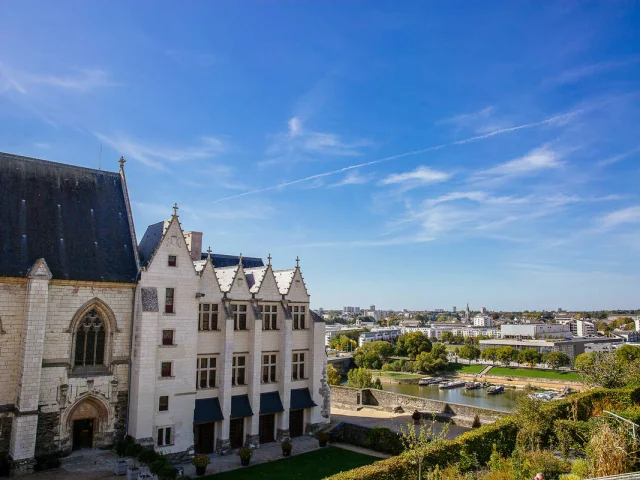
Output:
[[382, 383, 525, 412]]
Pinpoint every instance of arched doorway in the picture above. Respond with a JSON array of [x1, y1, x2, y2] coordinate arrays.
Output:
[[67, 397, 109, 450]]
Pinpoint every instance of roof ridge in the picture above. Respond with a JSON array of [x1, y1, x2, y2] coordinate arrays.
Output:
[[0, 151, 120, 176]]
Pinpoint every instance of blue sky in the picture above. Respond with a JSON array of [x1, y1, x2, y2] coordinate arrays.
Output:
[[1, 2, 639, 311]]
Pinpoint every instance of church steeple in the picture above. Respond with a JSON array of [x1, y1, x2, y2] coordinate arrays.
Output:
[[466, 303, 470, 322]]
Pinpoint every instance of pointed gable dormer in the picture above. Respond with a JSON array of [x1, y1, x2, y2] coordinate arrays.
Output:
[[227, 254, 252, 300], [197, 247, 223, 296], [139, 204, 195, 275], [284, 256, 310, 302], [251, 254, 281, 300]]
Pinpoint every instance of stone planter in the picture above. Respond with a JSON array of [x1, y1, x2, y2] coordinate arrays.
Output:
[[319, 439, 328, 447], [195, 465, 207, 476], [114, 460, 128, 475], [126, 467, 140, 480], [240, 457, 251, 467]]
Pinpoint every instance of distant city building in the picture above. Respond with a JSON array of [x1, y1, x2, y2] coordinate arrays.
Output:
[[465, 303, 471, 322], [452, 306, 457, 313], [343, 306, 360, 314], [480, 306, 487, 314], [612, 329, 640, 343], [501, 323, 571, 340], [369, 305, 375, 311], [358, 328, 402, 346], [479, 337, 623, 360], [571, 319, 596, 337], [473, 315, 494, 328]]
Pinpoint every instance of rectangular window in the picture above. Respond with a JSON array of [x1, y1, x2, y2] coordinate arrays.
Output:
[[232, 355, 246, 386], [159, 396, 169, 412], [161, 362, 172, 378], [199, 303, 219, 331], [232, 304, 248, 331], [262, 354, 277, 383], [260, 304, 278, 330], [162, 330, 174, 346], [197, 357, 217, 389], [157, 426, 172, 446], [292, 352, 305, 380], [165, 288, 175, 314], [291, 305, 306, 330], [168, 255, 177, 267]]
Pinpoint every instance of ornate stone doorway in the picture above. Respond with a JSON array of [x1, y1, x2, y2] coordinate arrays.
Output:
[[72, 419, 93, 450]]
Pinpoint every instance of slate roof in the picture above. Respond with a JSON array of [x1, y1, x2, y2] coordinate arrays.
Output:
[[215, 265, 239, 292], [244, 266, 267, 293], [273, 269, 295, 295], [0, 152, 138, 282], [201, 253, 264, 268], [138, 221, 165, 267]]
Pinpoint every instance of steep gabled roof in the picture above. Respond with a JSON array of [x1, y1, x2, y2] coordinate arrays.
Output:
[[273, 269, 295, 295], [215, 265, 239, 292], [138, 221, 165, 267], [200, 252, 263, 268], [0, 152, 138, 282], [244, 266, 267, 293]]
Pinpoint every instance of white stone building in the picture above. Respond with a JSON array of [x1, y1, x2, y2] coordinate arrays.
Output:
[[472, 315, 494, 328], [0, 153, 139, 474], [127, 212, 329, 458]]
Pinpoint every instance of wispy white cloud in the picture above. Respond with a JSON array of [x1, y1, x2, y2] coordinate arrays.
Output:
[[96, 133, 226, 170], [379, 166, 451, 189], [296, 235, 434, 248], [262, 116, 371, 166], [544, 58, 640, 86], [33, 142, 50, 149], [329, 171, 373, 188], [597, 147, 640, 167], [212, 110, 582, 204], [474, 146, 563, 180], [601, 206, 640, 229], [437, 106, 510, 134]]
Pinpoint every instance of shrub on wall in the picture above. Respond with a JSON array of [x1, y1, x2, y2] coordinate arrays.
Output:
[[366, 427, 404, 455]]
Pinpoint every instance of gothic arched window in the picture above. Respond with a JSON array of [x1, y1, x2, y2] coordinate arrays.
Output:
[[74, 310, 106, 366]]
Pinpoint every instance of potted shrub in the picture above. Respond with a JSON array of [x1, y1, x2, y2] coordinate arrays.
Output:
[[316, 432, 330, 447], [126, 443, 144, 480], [150, 457, 169, 477], [192, 454, 211, 476], [238, 447, 253, 466], [281, 440, 292, 457], [158, 465, 179, 480], [114, 440, 129, 475], [138, 448, 157, 466], [412, 410, 422, 425]]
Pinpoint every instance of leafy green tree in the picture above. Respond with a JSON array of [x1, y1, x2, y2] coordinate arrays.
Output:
[[436, 314, 449, 322], [458, 344, 481, 363], [519, 348, 542, 366], [481, 347, 498, 364], [413, 343, 448, 373], [544, 351, 570, 370], [326, 364, 341, 386], [346, 368, 382, 389], [400, 420, 450, 480], [496, 346, 518, 366], [575, 352, 630, 388], [440, 330, 454, 343], [395, 332, 432, 359], [615, 344, 640, 364], [353, 341, 394, 370]]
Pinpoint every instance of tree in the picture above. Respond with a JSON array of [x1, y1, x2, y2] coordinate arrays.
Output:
[[496, 346, 518, 366], [400, 420, 450, 480], [395, 332, 432, 359], [436, 314, 449, 323], [458, 344, 481, 363], [519, 348, 542, 367], [413, 343, 448, 374], [575, 352, 629, 388], [347, 368, 381, 389], [491, 313, 500, 320], [615, 344, 640, 364], [326, 364, 341, 386], [544, 351, 570, 370], [481, 347, 498, 364], [353, 341, 394, 370], [440, 330, 454, 343]]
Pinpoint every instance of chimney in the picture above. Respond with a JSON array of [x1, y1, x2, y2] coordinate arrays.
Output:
[[184, 231, 203, 262]]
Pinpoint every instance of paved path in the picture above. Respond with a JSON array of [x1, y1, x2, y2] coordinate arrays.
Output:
[[16, 435, 321, 480], [330, 407, 470, 440]]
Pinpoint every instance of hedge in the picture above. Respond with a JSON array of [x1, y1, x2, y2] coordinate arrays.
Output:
[[324, 387, 640, 480]]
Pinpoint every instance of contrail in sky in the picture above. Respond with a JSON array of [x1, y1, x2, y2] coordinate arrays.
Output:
[[211, 110, 582, 204]]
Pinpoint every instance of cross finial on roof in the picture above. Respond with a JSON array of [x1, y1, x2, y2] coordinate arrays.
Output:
[[207, 246, 212, 255], [296, 256, 300, 268], [119, 156, 126, 169], [267, 253, 272, 266], [238, 253, 243, 266], [173, 203, 179, 217]]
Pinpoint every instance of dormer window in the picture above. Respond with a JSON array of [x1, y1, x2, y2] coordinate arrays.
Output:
[[168, 255, 177, 267]]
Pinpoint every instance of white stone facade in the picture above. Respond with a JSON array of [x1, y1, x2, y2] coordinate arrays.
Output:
[[128, 214, 329, 458]]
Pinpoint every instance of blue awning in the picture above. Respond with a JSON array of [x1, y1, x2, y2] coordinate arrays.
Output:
[[194, 398, 223, 424], [290, 388, 317, 410], [231, 394, 254, 418], [260, 391, 284, 415]]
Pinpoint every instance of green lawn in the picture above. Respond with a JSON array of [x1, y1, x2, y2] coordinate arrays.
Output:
[[445, 363, 485, 374], [487, 366, 581, 381], [204, 447, 379, 480]]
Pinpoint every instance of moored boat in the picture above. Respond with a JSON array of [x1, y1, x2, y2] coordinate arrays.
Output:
[[465, 382, 483, 390], [418, 377, 445, 386], [439, 380, 465, 389], [487, 385, 504, 395]]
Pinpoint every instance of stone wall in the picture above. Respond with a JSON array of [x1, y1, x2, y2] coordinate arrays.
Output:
[[0, 413, 13, 455], [330, 386, 505, 421], [114, 391, 128, 441], [35, 411, 60, 456], [330, 386, 363, 411]]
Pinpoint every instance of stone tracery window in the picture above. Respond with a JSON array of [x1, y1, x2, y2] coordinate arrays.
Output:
[[74, 310, 106, 366]]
